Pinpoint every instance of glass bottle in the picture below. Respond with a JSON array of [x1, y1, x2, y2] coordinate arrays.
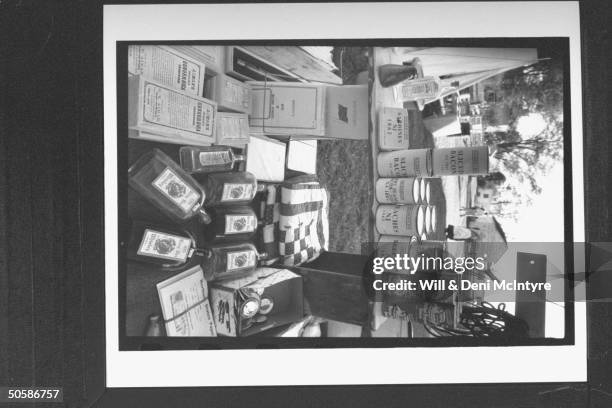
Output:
[[203, 206, 260, 243], [179, 145, 245, 174], [194, 171, 262, 207], [128, 148, 211, 224], [126, 221, 205, 270], [143, 314, 165, 336], [201, 242, 267, 281]]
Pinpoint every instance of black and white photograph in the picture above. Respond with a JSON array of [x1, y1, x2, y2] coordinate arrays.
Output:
[[3, 1, 612, 406], [120, 42, 571, 344]]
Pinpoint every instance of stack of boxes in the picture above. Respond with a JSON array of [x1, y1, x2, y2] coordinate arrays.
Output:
[[126, 45, 366, 338]]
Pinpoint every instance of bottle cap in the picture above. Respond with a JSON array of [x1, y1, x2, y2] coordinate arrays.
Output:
[[198, 208, 212, 224]]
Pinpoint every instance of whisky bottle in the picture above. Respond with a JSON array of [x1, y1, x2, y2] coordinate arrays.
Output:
[[194, 171, 262, 207], [203, 206, 260, 243], [179, 145, 245, 174], [200, 242, 267, 281], [128, 149, 211, 224]]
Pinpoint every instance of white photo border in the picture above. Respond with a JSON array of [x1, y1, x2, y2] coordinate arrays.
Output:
[[104, 2, 586, 387]]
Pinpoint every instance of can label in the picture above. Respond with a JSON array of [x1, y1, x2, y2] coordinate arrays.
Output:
[[221, 183, 254, 202], [376, 205, 422, 236], [377, 149, 432, 178], [199, 151, 232, 166], [227, 250, 257, 271], [378, 107, 410, 150], [432, 146, 489, 176], [137, 229, 192, 261], [376, 178, 419, 204], [225, 215, 257, 234], [152, 167, 200, 213]]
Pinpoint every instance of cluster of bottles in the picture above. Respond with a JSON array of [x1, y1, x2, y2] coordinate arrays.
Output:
[[126, 145, 267, 281]]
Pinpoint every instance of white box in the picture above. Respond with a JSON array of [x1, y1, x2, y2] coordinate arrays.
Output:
[[324, 85, 368, 140], [169, 45, 225, 75], [209, 73, 251, 113], [248, 81, 326, 137], [216, 112, 250, 147], [245, 134, 286, 182], [287, 140, 317, 175], [128, 75, 217, 145], [128, 45, 205, 96]]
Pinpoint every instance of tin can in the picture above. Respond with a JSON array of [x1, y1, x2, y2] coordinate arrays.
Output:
[[378, 107, 410, 150], [429, 205, 437, 233], [375, 178, 420, 204], [376, 234, 419, 258], [375, 205, 424, 236], [432, 146, 490, 176], [377, 148, 433, 178]]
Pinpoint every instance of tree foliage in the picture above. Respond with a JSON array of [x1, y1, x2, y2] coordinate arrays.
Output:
[[482, 58, 564, 195]]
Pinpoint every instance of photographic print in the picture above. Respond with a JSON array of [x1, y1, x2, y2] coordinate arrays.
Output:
[[104, 2, 587, 387]]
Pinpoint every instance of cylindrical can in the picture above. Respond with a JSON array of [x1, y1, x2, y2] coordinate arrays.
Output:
[[424, 206, 432, 235], [424, 181, 431, 204], [432, 146, 490, 176], [377, 148, 432, 178], [419, 179, 426, 203], [378, 107, 411, 150], [429, 205, 437, 233], [375, 205, 424, 236], [375, 178, 420, 204], [376, 235, 419, 259]]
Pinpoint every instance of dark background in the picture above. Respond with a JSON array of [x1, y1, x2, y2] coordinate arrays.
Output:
[[1, 1, 611, 407]]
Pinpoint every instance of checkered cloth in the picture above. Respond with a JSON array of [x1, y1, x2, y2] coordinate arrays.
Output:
[[278, 175, 329, 266], [256, 184, 280, 266]]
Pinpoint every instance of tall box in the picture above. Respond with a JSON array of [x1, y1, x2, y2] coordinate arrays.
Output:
[[209, 268, 303, 337], [208, 73, 251, 113], [216, 112, 250, 147], [169, 45, 225, 75], [128, 75, 217, 146], [128, 45, 206, 97], [324, 85, 368, 140], [248, 81, 326, 137]]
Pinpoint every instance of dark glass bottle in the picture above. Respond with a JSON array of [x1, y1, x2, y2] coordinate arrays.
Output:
[[179, 145, 245, 174], [203, 206, 259, 243], [194, 171, 261, 207], [128, 149, 211, 224], [200, 242, 267, 281], [126, 221, 205, 271], [378, 62, 419, 88]]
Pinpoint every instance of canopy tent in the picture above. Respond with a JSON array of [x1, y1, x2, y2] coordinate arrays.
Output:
[[395, 47, 540, 104]]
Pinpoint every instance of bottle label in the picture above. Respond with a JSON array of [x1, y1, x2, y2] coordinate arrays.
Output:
[[226, 250, 257, 271], [221, 183, 254, 202], [152, 167, 200, 213], [137, 229, 192, 261], [224, 215, 257, 234], [198, 151, 232, 166]]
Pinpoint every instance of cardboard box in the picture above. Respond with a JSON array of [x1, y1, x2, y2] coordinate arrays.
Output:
[[324, 85, 368, 140], [128, 75, 217, 145], [169, 45, 225, 75], [286, 139, 317, 175], [128, 45, 206, 97], [216, 112, 250, 147], [208, 73, 251, 113], [245, 134, 286, 182], [248, 81, 326, 137], [209, 268, 303, 337]]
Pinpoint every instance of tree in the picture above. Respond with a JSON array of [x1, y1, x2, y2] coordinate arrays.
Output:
[[482, 58, 564, 195]]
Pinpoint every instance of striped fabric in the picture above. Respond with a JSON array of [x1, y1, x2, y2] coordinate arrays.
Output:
[[256, 184, 280, 266], [278, 175, 329, 266]]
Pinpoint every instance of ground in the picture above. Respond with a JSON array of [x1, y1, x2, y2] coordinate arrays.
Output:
[[317, 47, 447, 254]]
